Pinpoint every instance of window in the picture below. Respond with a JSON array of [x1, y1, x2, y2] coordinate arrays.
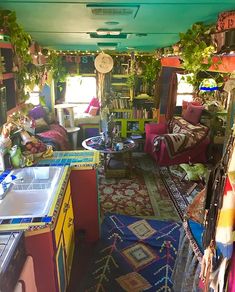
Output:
[[65, 76, 96, 113], [176, 73, 194, 106]]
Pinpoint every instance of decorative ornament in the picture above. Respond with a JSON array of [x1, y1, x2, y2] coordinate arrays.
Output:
[[94, 53, 114, 73]]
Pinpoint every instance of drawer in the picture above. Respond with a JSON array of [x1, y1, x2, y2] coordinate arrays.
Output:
[[54, 181, 71, 246]]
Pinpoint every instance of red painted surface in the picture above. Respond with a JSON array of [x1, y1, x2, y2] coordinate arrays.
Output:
[[70, 169, 100, 242], [161, 57, 181, 68], [161, 55, 235, 72], [25, 231, 57, 292], [0, 42, 12, 49]]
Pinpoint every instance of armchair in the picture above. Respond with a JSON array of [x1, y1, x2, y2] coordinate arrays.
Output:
[[144, 117, 210, 166]]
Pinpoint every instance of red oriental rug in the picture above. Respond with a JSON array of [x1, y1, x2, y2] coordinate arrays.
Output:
[[98, 153, 179, 221]]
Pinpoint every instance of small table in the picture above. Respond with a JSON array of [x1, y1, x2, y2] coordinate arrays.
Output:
[[66, 127, 80, 150], [82, 136, 136, 178]]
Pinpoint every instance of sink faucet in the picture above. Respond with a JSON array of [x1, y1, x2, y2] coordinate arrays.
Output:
[[0, 176, 24, 200]]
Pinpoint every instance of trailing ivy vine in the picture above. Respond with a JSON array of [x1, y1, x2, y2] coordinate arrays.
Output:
[[179, 22, 218, 88], [0, 10, 32, 100]]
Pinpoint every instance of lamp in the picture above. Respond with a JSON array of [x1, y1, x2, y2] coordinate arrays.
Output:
[[199, 78, 218, 91], [96, 29, 121, 36]]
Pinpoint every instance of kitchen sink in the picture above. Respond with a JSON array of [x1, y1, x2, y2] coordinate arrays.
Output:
[[0, 166, 65, 219]]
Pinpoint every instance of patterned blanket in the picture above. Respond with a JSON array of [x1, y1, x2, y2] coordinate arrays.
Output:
[[153, 117, 209, 158], [37, 124, 70, 150]]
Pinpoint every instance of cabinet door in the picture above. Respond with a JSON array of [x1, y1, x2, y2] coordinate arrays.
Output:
[[56, 237, 67, 292], [63, 196, 75, 280]]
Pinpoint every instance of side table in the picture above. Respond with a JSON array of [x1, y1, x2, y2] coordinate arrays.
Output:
[[66, 127, 80, 150], [82, 136, 136, 178]]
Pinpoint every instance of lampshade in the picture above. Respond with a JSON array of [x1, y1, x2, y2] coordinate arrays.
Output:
[[199, 78, 218, 91]]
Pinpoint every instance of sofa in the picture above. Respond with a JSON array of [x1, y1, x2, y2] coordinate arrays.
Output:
[[144, 116, 210, 166]]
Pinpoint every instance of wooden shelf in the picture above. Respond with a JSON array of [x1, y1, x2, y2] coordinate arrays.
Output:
[[2, 72, 14, 80], [112, 74, 129, 78], [111, 83, 128, 86], [0, 42, 12, 49]]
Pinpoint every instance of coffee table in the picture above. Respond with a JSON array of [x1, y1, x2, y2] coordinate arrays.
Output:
[[82, 136, 136, 178]]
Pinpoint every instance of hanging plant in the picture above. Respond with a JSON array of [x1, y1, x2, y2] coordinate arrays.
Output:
[[136, 55, 161, 95], [179, 22, 219, 88], [47, 51, 67, 82], [0, 10, 32, 101]]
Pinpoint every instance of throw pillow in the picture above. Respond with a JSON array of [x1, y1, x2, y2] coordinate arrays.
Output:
[[186, 188, 206, 223], [29, 105, 46, 120], [182, 100, 202, 116], [84, 97, 100, 113], [180, 163, 208, 181], [34, 118, 50, 133], [88, 106, 99, 116], [182, 104, 204, 125]]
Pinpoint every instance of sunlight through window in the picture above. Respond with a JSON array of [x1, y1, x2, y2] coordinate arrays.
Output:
[[65, 76, 96, 113]]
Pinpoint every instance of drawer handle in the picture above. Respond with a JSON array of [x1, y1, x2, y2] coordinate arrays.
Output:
[[68, 218, 73, 228], [63, 203, 70, 213]]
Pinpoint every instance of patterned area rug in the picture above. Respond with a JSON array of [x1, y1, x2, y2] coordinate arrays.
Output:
[[98, 153, 179, 221], [159, 165, 204, 220], [84, 213, 181, 292]]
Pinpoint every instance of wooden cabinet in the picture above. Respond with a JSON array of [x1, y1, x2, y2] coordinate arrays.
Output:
[[25, 180, 75, 292]]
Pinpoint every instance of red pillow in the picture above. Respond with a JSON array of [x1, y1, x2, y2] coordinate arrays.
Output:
[[182, 104, 204, 125], [182, 100, 202, 115], [84, 97, 100, 113]]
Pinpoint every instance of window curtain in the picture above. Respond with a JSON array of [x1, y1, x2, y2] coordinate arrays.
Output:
[[165, 69, 186, 121], [165, 72, 178, 121]]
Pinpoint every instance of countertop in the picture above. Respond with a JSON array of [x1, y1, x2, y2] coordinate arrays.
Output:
[[0, 150, 100, 232]]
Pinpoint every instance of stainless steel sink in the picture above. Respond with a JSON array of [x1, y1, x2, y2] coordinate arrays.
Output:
[[0, 166, 65, 219]]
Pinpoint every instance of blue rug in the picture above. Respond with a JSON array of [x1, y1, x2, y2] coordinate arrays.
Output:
[[84, 213, 181, 292]]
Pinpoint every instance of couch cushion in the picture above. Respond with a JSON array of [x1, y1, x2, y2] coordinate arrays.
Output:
[[182, 104, 204, 125]]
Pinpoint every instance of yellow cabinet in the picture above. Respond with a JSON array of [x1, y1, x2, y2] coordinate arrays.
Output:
[[63, 196, 75, 280], [54, 182, 75, 292]]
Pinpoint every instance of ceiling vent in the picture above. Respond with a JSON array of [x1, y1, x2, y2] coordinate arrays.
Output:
[[87, 4, 139, 19], [97, 42, 118, 50], [90, 33, 127, 39]]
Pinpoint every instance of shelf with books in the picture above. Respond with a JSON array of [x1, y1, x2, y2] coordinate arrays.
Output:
[[110, 98, 131, 110], [113, 118, 158, 138]]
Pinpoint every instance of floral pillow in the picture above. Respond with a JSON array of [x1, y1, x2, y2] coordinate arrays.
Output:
[[186, 188, 206, 224]]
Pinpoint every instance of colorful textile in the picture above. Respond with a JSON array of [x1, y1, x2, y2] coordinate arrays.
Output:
[[37, 123, 70, 150], [84, 213, 181, 292], [186, 188, 206, 224], [215, 177, 235, 259], [99, 154, 179, 220], [153, 116, 209, 158], [159, 165, 204, 220]]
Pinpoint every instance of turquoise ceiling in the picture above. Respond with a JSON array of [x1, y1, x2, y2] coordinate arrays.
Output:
[[0, 0, 235, 52]]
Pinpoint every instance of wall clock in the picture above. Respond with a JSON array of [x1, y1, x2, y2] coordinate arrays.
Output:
[[94, 53, 114, 74]]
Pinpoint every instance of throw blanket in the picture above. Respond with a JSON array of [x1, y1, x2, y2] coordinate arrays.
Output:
[[37, 124, 70, 150], [154, 117, 209, 158]]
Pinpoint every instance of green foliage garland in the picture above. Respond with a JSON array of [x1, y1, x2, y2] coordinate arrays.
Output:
[[179, 22, 217, 88]]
